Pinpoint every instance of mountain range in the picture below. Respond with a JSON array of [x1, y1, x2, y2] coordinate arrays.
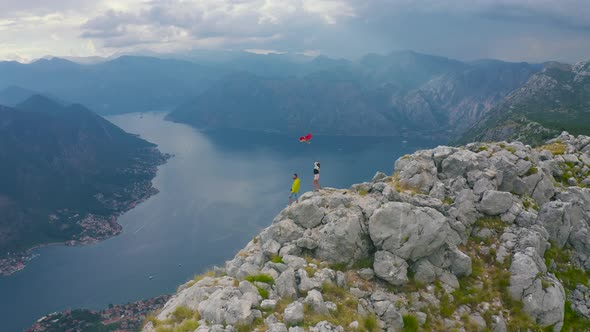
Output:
[[459, 60, 590, 145], [0, 95, 166, 256], [167, 52, 541, 138], [0, 56, 220, 114], [0, 50, 588, 144]]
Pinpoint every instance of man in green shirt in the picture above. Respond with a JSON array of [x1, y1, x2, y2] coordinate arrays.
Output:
[[289, 173, 300, 205]]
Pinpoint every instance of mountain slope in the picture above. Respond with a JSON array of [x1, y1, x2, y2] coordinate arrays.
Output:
[[135, 132, 590, 332], [167, 52, 539, 138], [0, 86, 36, 107], [459, 60, 590, 145], [0, 56, 220, 115], [0, 95, 167, 258]]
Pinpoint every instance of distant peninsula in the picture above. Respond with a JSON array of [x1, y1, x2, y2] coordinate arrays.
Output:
[[0, 96, 170, 276]]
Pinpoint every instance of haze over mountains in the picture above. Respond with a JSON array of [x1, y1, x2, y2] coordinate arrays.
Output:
[[168, 52, 540, 137], [1, 49, 588, 145], [1, 50, 555, 140]]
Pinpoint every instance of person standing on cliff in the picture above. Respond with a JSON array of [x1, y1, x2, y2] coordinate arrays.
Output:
[[313, 161, 321, 191], [289, 173, 300, 205]]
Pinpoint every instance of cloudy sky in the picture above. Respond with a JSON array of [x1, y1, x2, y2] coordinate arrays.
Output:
[[1, 0, 590, 63]]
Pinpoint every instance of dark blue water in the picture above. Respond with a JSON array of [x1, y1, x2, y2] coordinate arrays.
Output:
[[0, 113, 435, 331]]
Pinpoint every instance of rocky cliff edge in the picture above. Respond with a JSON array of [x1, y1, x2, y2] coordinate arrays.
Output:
[[144, 132, 590, 332]]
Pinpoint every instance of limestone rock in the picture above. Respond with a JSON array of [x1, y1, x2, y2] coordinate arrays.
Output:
[[276, 268, 298, 299], [537, 201, 572, 248], [478, 190, 513, 216], [369, 202, 452, 260], [285, 200, 325, 229], [373, 250, 409, 286], [283, 302, 304, 325]]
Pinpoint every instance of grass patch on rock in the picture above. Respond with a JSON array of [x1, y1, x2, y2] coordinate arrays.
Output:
[[296, 282, 377, 331], [402, 314, 419, 331], [245, 273, 275, 285], [474, 216, 506, 233], [270, 255, 284, 264], [446, 240, 541, 331], [544, 242, 590, 291], [537, 142, 567, 155]]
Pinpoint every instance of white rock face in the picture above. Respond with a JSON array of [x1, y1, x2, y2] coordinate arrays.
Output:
[[283, 302, 304, 325], [373, 250, 409, 286], [369, 202, 452, 260], [478, 190, 513, 216]]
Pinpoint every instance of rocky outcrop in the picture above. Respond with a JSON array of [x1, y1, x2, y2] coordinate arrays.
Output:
[[145, 132, 590, 332]]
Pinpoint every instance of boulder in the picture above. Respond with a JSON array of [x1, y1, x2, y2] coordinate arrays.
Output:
[[372, 171, 388, 182], [491, 315, 507, 332], [285, 200, 325, 229], [373, 250, 409, 286], [521, 276, 565, 330], [267, 323, 288, 332], [394, 152, 437, 193], [309, 321, 345, 332], [570, 285, 590, 319], [197, 288, 247, 325], [478, 190, 513, 216], [260, 299, 277, 310], [448, 247, 472, 277], [369, 202, 452, 260], [374, 300, 404, 330], [411, 259, 437, 284], [276, 268, 298, 299], [537, 202, 572, 248], [532, 175, 555, 206], [441, 149, 479, 179], [304, 289, 328, 314], [315, 208, 372, 265], [225, 298, 254, 325], [283, 302, 304, 325], [261, 219, 305, 245]]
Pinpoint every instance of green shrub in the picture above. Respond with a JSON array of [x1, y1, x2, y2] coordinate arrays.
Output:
[[362, 314, 380, 332], [439, 293, 455, 318], [270, 255, 284, 264], [244, 273, 275, 285], [563, 301, 590, 331], [329, 262, 348, 271], [304, 265, 317, 277], [353, 256, 375, 269], [526, 166, 538, 176], [256, 286, 269, 299], [171, 306, 193, 323], [402, 314, 419, 332]]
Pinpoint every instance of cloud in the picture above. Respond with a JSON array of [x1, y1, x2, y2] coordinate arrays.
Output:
[[79, 0, 357, 52], [1, 0, 590, 62]]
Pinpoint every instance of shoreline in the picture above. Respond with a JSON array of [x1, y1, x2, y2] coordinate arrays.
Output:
[[26, 294, 172, 331], [0, 150, 171, 277]]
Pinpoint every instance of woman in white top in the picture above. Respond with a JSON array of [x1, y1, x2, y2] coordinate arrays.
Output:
[[313, 161, 321, 191]]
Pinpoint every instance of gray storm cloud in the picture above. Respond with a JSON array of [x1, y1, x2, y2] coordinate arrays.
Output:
[[1, 0, 590, 62]]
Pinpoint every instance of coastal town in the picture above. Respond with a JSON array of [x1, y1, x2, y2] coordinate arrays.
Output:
[[26, 295, 171, 332], [0, 149, 171, 277]]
